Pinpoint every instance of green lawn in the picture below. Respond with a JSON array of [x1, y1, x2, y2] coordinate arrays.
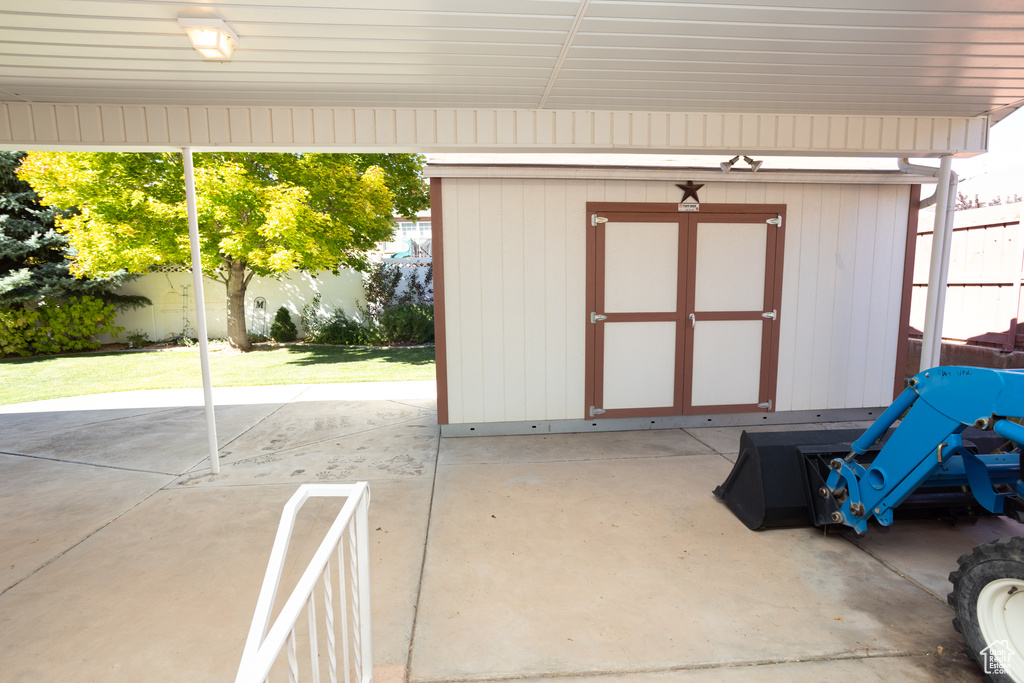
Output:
[[0, 344, 436, 405]]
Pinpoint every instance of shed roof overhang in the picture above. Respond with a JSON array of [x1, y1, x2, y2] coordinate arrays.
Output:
[[1, 1, 1022, 156]]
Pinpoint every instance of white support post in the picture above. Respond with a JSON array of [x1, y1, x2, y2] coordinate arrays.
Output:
[[930, 169, 959, 369], [919, 155, 954, 373], [182, 147, 220, 474]]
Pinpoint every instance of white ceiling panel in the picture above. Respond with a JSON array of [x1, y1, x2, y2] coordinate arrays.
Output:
[[1, 0, 1021, 132]]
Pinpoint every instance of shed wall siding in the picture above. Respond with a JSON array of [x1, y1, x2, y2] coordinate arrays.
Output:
[[440, 178, 910, 424]]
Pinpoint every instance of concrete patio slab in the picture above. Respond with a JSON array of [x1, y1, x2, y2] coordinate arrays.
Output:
[[845, 516, 1024, 599], [0, 405, 175, 436], [486, 653, 980, 682], [0, 384, 314, 414], [0, 453, 173, 593], [410, 447, 972, 682], [176, 416, 439, 487], [440, 429, 709, 466], [0, 381, 999, 682], [215, 400, 436, 468], [0, 478, 430, 683], [0, 403, 287, 475]]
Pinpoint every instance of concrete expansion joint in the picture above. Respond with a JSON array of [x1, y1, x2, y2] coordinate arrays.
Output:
[[405, 427, 443, 677], [842, 536, 950, 606], [0, 450, 179, 477], [217, 399, 295, 451], [408, 648, 969, 683], [388, 398, 439, 412], [4, 406, 180, 438], [680, 430, 720, 454], [0, 485, 165, 598]]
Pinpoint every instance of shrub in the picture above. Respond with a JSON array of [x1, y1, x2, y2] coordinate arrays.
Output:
[[303, 296, 371, 345], [269, 306, 297, 342], [377, 304, 434, 345], [126, 329, 149, 349], [300, 265, 435, 348], [0, 295, 122, 357], [363, 262, 403, 318]]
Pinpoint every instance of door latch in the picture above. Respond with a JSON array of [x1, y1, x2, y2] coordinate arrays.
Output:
[[590, 312, 607, 323], [589, 406, 606, 417], [689, 313, 696, 328], [761, 310, 777, 320]]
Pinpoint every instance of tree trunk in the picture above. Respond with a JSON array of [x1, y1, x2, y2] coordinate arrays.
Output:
[[225, 260, 251, 351]]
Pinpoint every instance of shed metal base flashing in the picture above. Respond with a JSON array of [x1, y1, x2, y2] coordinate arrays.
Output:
[[440, 407, 886, 437]]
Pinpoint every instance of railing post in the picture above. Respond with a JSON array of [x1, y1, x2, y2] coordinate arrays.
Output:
[[355, 494, 373, 682]]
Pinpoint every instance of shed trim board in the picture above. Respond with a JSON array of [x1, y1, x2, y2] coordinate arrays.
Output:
[[440, 406, 888, 438], [426, 165, 937, 184], [894, 183, 922, 398], [432, 170, 916, 434], [0, 103, 989, 157], [430, 177, 450, 426]]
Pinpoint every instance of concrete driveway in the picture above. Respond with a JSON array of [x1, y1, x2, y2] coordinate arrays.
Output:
[[0, 381, 1011, 682]]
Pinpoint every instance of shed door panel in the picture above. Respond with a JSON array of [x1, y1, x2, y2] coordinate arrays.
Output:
[[602, 322, 677, 410], [592, 216, 684, 417], [604, 222, 678, 313], [684, 214, 782, 413], [693, 223, 767, 311], [690, 320, 763, 406]]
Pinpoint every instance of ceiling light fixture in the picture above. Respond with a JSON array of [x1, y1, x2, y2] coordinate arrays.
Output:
[[178, 18, 239, 59], [720, 156, 740, 173], [743, 155, 764, 172]]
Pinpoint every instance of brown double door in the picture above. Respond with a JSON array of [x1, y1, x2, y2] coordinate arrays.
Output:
[[585, 203, 785, 419]]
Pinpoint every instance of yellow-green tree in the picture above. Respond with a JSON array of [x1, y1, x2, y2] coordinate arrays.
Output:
[[19, 152, 427, 350]]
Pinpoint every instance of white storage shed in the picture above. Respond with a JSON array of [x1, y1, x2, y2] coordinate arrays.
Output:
[[428, 159, 930, 435]]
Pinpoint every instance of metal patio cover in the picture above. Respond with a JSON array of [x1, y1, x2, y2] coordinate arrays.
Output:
[[1, 0, 1022, 154]]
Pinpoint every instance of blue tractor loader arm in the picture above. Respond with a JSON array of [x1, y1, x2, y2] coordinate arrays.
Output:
[[822, 366, 1024, 534], [715, 366, 1024, 681]]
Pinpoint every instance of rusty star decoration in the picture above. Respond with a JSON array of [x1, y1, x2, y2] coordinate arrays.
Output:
[[676, 181, 704, 203]]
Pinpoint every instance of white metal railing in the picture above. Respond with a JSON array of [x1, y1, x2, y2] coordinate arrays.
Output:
[[236, 483, 373, 683]]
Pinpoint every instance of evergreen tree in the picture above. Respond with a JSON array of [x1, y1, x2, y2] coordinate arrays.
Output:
[[0, 151, 144, 308]]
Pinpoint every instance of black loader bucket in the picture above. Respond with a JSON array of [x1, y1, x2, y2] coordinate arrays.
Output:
[[714, 427, 1005, 531], [713, 429, 868, 530]]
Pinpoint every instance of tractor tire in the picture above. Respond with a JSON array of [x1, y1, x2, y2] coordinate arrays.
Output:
[[949, 537, 1024, 682]]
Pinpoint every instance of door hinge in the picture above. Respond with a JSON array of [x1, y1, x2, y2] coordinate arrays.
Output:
[[761, 310, 777, 320], [591, 214, 608, 227], [767, 215, 782, 226], [590, 312, 607, 323], [589, 406, 606, 417], [757, 399, 772, 410]]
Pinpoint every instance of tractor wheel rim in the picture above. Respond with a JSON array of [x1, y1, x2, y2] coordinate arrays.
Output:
[[978, 578, 1024, 680]]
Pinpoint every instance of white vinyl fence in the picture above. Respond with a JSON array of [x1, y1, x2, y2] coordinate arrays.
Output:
[[236, 483, 373, 683]]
